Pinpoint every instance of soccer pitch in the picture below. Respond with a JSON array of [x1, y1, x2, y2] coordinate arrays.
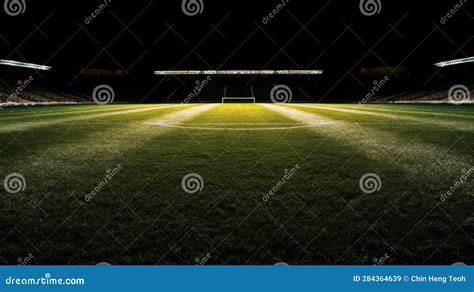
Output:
[[0, 103, 473, 265]]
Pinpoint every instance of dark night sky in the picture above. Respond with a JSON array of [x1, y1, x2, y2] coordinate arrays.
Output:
[[0, 0, 473, 79]]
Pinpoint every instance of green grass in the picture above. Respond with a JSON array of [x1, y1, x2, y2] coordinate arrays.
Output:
[[0, 103, 473, 265]]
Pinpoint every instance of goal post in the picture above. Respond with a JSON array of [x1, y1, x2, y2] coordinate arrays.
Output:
[[222, 97, 256, 104]]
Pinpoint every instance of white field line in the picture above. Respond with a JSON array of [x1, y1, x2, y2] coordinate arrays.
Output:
[[261, 104, 473, 176], [147, 123, 327, 131], [0, 104, 189, 133], [290, 104, 474, 131]]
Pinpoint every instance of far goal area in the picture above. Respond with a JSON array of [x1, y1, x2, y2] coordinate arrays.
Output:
[[153, 70, 324, 103], [222, 97, 256, 103]]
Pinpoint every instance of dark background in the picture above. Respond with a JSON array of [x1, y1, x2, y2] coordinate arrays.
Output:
[[0, 0, 473, 101]]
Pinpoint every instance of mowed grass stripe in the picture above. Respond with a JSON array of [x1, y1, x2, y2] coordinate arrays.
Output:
[[0, 104, 191, 133], [290, 104, 474, 131], [327, 104, 474, 119], [327, 104, 474, 115], [2, 104, 218, 167], [0, 104, 180, 123], [0, 104, 157, 122], [262, 104, 473, 183], [0, 104, 137, 118], [0, 104, 208, 161], [0, 105, 195, 162], [286, 104, 474, 158]]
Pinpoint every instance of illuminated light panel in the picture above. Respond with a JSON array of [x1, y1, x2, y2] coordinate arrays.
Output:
[[433, 57, 474, 68], [154, 70, 323, 75], [0, 59, 52, 71]]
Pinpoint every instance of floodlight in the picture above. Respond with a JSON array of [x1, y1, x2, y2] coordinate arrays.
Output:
[[154, 70, 323, 75], [433, 57, 474, 68], [0, 59, 52, 71]]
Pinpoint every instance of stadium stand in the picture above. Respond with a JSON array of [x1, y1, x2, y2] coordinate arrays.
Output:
[[0, 84, 90, 106]]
